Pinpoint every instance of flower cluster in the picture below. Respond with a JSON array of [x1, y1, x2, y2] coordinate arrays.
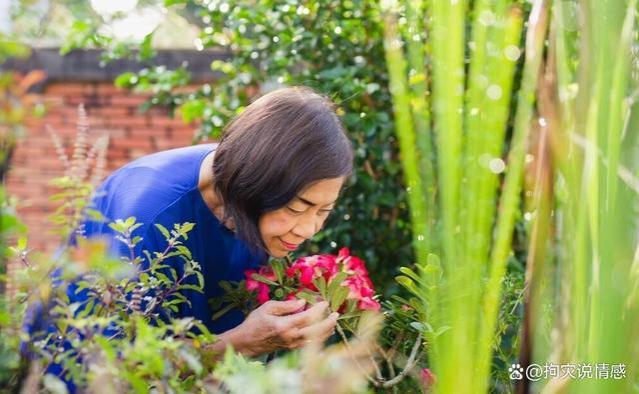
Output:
[[244, 265, 275, 304], [245, 248, 380, 312]]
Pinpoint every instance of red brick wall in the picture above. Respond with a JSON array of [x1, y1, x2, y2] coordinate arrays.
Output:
[[6, 81, 204, 256]]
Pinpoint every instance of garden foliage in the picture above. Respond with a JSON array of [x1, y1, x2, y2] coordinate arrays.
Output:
[[382, 0, 639, 392], [63, 0, 415, 290], [0, 108, 381, 393], [7, 0, 635, 392]]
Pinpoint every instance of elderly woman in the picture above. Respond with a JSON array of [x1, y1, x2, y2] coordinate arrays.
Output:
[[79, 86, 353, 357]]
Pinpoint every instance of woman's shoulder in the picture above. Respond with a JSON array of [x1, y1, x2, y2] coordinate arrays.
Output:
[[125, 143, 218, 173], [88, 144, 217, 229], [99, 143, 216, 195]]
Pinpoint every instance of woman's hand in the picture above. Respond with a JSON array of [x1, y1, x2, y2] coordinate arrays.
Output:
[[221, 299, 339, 357]]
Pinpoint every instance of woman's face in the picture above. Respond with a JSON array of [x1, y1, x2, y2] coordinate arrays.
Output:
[[259, 177, 345, 258]]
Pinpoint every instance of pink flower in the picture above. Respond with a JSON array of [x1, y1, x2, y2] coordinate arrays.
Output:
[[337, 247, 350, 260], [284, 292, 297, 301], [358, 297, 381, 311], [315, 255, 339, 280], [256, 284, 270, 304], [258, 266, 276, 281], [244, 248, 380, 313], [344, 255, 369, 277], [245, 267, 275, 304], [343, 276, 374, 299], [289, 264, 316, 289], [420, 368, 436, 391], [245, 269, 260, 291]]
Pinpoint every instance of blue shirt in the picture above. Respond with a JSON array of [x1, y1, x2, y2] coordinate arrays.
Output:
[[82, 143, 267, 334]]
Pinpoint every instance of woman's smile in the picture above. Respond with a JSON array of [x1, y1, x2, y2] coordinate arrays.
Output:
[[279, 238, 300, 251]]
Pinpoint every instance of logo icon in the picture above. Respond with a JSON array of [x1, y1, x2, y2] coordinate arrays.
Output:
[[509, 364, 524, 380]]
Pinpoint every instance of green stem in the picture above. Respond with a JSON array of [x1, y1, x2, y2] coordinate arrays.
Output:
[[476, 1, 550, 391]]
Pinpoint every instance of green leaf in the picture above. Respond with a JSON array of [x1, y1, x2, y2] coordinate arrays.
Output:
[[251, 273, 278, 286], [179, 100, 206, 124], [326, 272, 347, 297], [124, 371, 148, 394], [179, 284, 204, 293], [164, 0, 188, 5], [296, 290, 319, 304], [194, 271, 205, 289], [395, 275, 419, 296], [124, 217, 136, 228], [114, 72, 138, 88], [312, 276, 327, 297], [155, 223, 170, 240], [95, 336, 117, 362], [138, 32, 156, 61], [211, 303, 237, 321], [271, 260, 284, 283], [176, 245, 192, 259], [399, 266, 421, 282], [43, 374, 69, 394], [330, 285, 349, 311]]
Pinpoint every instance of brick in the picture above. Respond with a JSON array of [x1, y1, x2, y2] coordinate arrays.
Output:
[[95, 83, 127, 96], [110, 138, 153, 150], [154, 138, 186, 151], [65, 95, 110, 107], [91, 128, 126, 139], [149, 117, 187, 128], [110, 95, 151, 107], [27, 114, 67, 128], [143, 107, 172, 117], [6, 183, 42, 197], [169, 127, 198, 137], [42, 96, 65, 106], [86, 106, 130, 118], [107, 149, 129, 159], [109, 159, 129, 169], [6, 80, 213, 255], [130, 149, 150, 159], [17, 205, 48, 214], [108, 116, 149, 128], [128, 128, 165, 139], [31, 158, 66, 169], [46, 83, 95, 96]]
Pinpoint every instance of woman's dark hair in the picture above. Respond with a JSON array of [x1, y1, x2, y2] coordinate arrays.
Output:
[[212, 86, 354, 252]]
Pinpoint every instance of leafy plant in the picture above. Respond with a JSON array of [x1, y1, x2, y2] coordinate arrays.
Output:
[[0, 85, 389, 393], [525, 0, 639, 392], [19, 119, 217, 390], [383, 0, 639, 392], [382, 0, 534, 391]]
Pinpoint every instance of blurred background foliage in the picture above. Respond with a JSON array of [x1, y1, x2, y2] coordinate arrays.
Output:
[[14, 0, 418, 292]]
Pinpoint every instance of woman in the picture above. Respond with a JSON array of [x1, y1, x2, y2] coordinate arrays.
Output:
[[80, 86, 353, 357]]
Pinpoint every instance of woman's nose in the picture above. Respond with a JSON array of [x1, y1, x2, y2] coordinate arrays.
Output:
[[292, 214, 320, 240]]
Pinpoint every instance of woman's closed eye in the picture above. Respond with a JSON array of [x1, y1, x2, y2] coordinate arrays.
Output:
[[287, 206, 333, 216], [286, 206, 306, 215]]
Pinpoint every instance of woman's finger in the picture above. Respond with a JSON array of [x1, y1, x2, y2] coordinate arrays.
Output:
[[263, 299, 306, 316], [283, 301, 329, 328], [297, 312, 339, 342]]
